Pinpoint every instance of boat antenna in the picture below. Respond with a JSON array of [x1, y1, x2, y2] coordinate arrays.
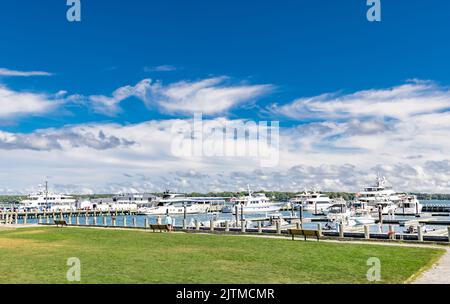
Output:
[[45, 179, 48, 208]]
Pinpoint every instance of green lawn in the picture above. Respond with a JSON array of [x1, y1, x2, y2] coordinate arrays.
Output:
[[0, 227, 444, 284]]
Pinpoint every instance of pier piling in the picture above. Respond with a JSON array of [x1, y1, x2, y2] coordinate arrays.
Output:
[[76, 216, 79, 225], [210, 220, 215, 232], [15, 213, 18, 225], [258, 221, 262, 234], [417, 225, 423, 242], [276, 220, 281, 235], [339, 223, 344, 238], [448, 227, 450, 243], [144, 218, 149, 229], [195, 220, 200, 231], [93, 216, 97, 226], [103, 216, 107, 226], [133, 217, 137, 228], [364, 225, 370, 239], [241, 221, 246, 233], [225, 220, 230, 232], [23, 214, 27, 225], [317, 223, 322, 237], [123, 217, 127, 227], [46, 216, 50, 224]]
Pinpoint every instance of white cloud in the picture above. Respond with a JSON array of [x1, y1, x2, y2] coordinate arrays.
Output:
[[0, 85, 61, 118], [270, 81, 450, 120], [144, 65, 177, 72], [89, 77, 272, 116], [0, 68, 53, 77]]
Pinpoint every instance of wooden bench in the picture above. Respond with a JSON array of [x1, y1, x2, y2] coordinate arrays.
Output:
[[287, 229, 320, 241], [54, 220, 68, 228], [149, 224, 171, 232]]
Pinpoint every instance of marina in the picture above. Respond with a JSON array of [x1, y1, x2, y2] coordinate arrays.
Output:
[[1, 178, 450, 244]]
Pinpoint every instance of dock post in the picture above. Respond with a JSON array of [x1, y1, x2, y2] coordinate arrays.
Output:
[[15, 213, 18, 225], [123, 217, 127, 227], [24, 213, 27, 225], [225, 220, 230, 232], [210, 220, 215, 232], [93, 216, 97, 226], [448, 227, 450, 243], [85, 216, 90, 226], [37, 215, 41, 224], [133, 217, 137, 228], [68, 216, 72, 225], [46, 216, 50, 224], [276, 220, 281, 235], [4, 213, 8, 224], [195, 220, 200, 231], [241, 221, 246, 233], [112, 217, 116, 227], [144, 217, 149, 229], [183, 218, 187, 230], [103, 216, 107, 226], [258, 221, 262, 234], [364, 225, 370, 239], [417, 225, 423, 242], [339, 222, 344, 238], [76, 216, 79, 226], [317, 223, 322, 237], [157, 216, 161, 225]]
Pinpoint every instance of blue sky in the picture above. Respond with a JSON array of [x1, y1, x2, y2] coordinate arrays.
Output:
[[1, 0, 450, 193]]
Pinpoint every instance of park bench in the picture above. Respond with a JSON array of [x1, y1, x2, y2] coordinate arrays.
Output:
[[149, 224, 171, 232], [287, 229, 320, 241], [54, 220, 68, 228]]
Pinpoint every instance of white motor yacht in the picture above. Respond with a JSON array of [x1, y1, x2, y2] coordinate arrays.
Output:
[[20, 182, 77, 211], [231, 187, 282, 215]]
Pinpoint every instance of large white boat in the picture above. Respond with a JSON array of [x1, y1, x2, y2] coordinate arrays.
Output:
[[20, 182, 77, 211], [354, 176, 401, 214], [290, 191, 313, 205], [139, 192, 213, 215], [231, 187, 282, 215], [395, 194, 423, 214], [301, 192, 333, 213]]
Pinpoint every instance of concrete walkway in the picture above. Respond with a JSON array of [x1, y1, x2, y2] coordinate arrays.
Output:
[[413, 248, 450, 284]]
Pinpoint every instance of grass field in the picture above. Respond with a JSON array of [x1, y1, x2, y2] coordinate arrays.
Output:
[[0, 227, 444, 284]]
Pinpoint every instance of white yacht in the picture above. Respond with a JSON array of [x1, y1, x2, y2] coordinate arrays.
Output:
[[290, 191, 312, 205], [231, 187, 282, 215], [301, 192, 333, 213], [139, 192, 211, 215], [354, 176, 401, 214], [20, 182, 77, 211], [324, 202, 356, 227], [395, 194, 423, 214]]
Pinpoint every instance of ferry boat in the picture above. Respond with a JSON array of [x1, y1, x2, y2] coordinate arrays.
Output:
[[20, 182, 77, 211], [230, 187, 283, 215], [354, 176, 401, 214]]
